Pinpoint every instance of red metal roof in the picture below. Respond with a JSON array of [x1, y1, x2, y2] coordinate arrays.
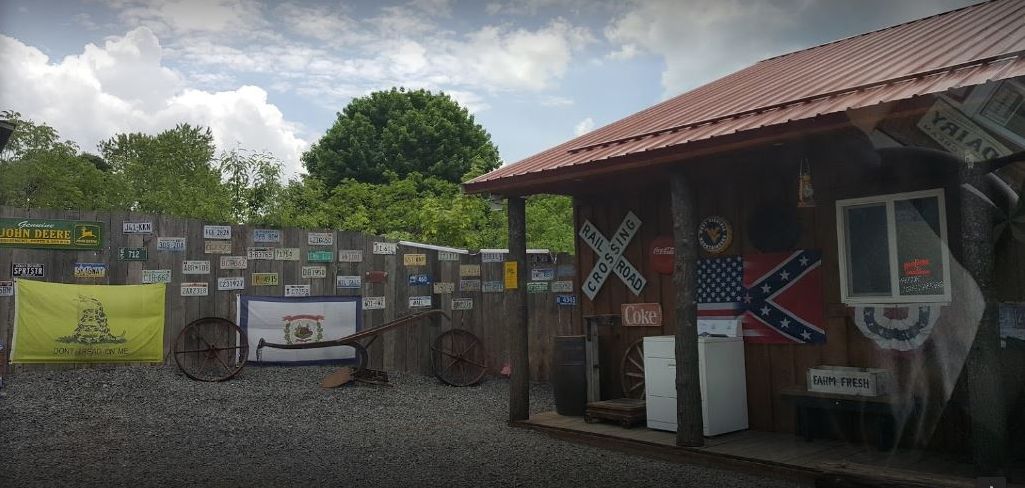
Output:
[[465, 0, 1025, 194]]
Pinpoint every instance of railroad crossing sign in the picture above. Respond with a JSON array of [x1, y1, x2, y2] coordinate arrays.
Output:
[[578, 211, 647, 300]]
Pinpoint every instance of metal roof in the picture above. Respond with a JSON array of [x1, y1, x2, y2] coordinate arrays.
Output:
[[465, 0, 1025, 194]]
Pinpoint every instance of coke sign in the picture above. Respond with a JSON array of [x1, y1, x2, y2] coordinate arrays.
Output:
[[649, 235, 675, 275], [621, 303, 663, 327]]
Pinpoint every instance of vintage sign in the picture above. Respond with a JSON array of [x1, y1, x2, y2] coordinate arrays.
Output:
[[73, 263, 106, 279], [252, 273, 279, 286], [917, 98, 1012, 162], [408, 273, 432, 286], [438, 251, 461, 261], [181, 282, 209, 297], [622, 303, 663, 327], [217, 276, 245, 291], [579, 212, 646, 300], [203, 225, 232, 240], [365, 271, 388, 283], [807, 366, 891, 397], [12, 263, 44, 278], [307, 232, 334, 246], [409, 295, 432, 308], [557, 264, 575, 277], [483, 281, 504, 293], [338, 249, 364, 262], [404, 253, 428, 266], [0, 219, 103, 250], [301, 266, 327, 279], [220, 256, 248, 269], [481, 251, 504, 263], [452, 298, 473, 311], [307, 250, 333, 262], [0, 281, 13, 297], [529, 253, 554, 267], [460, 264, 481, 277], [503, 261, 518, 289], [247, 247, 274, 260], [253, 229, 281, 243], [141, 269, 171, 284], [551, 281, 574, 293], [336, 275, 362, 289], [274, 248, 300, 261], [157, 237, 186, 252], [182, 260, 211, 274], [433, 282, 455, 294], [204, 240, 232, 254], [117, 247, 148, 261], [122, 221, 153, 234], [459, 279, 481, 292], [555, 295, 577, 306], [698, 216, 733, 254], [362, 296, 386, 310], [285, 285, 311, 297], [649, 235, 675, 275], [373, 242, 397, 255], [530, 268, 554, 281], [527, 282, 548, 293]]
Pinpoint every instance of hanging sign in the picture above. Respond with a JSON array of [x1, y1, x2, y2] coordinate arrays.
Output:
[[483, 281, 504, 293], [157, 237, 186, 252], [181, 282, 209, 297], [285, 285, 311, 297], [373, 242, 397, 255], [252, 273, 279, 286], [504, 262, 518, 289], [438, 251, 461, 261], [481, 252, 504, 263], [336, 275, 362, 289], [118, 247, 148, 261], [338, 249, 364, 262], [433, 282, 455, 294], [203, 225, 231, 240], [182, 260, 211, 274], [649, 236, 675, 275], [141, 269, 171, 284], [530, 268, 554, 281], [452, 298, 473, 311], [697, 216, 733, 254], [365, 271, 388, 283], [12, 263, 44, 278], [0, 281, 13, 297], [122, 222, 153, 234], [220, 256, 248, 269], [404, 254, 428, 266], [307, 250, 333, 262], [362, 296, 386, 310], [409, 296, 432, 308], [307, 232, 334, 246], [555, 295, 577, 306], [274, 248, 300, 261], [0, 219, 102, 250], [205, 240, 232, 254], [459, 279, 481, 292], [578, 211, 646, 300], [551, 281, 573, 293], [527, 282, 549, 293], [917, 98, 1012, 162], [622, 303, 663, 327], [253, 229, 281, 243], [408, 274, 432, 286], [460, 264, 481, 277], [247, 247, 274, 260], [217, 276, 245, 291], [301, 266, 327, 279], [74, 263, 106, 279]]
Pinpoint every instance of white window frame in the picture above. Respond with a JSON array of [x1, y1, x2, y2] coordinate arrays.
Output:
[[836, 188, 952, 305]]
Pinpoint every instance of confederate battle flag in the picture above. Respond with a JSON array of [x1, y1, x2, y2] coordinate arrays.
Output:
[[741, 250, 826, 344]]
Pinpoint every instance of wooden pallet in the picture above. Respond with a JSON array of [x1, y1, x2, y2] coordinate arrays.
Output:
[[584, 398, 646, 428]]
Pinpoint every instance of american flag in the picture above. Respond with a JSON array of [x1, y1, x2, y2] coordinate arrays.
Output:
[[697, 256, 746, 321]]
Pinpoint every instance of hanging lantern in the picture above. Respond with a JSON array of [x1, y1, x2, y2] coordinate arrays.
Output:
[[797, 158, 816, 208]]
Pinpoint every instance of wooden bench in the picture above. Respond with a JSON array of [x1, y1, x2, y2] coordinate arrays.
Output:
[[780, 387, 916, 450]]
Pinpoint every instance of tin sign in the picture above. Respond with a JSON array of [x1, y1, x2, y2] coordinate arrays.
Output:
[[247, 247, 274, 260], [404, 253, 427, 266], [0, 281, 13, 297], [530, 268, 555, 281], [122, 221, 153, 234], [452, 298, 473, 311], [181, 282, 209, 297], [338, 249, 364, 262], [555, 295, 577, 306], [373, 242, 397, 255], [483, 281, 504, 293], [204, 240, 232, 254], [285, 285, 311, 297], [363, 296, 386, 310], [74, 263, 106, 278], [252, 273, 279, 286], [220, 256, 248, 269], [527, 281, 549, 293], [459, 264, 481, 277], [182, 260, 211, 274], [438, 251, 461, 261], [481, 251, 504, 263], [408, 273, 432, 286], [203, 225, 232, 240], [409, 295, 432, 308], [157, 237, 186, 252], [336, 275, 362, 289], [274, 248, 300, 261], [253, 229, 281, 243], [433, 282, 455, 294], [557, 264, 575, 277], [0, 219, 103, 250], [504, 262, 518, 289], [529, 253, 554, 267], [307, 232, 334, 246], [301, 266, 327, 279], [117, 247, 148, 261], [12, 263, 44, 278], [459, 279, 481, 292], [306, 250, 332, 263], [365, 271, 388, 283], [217, 276, 245, 291], [142, 269, 171, 284], [551, 281, 574, 293], [622, 303, 663, 327], [649, 235, 675, 275]]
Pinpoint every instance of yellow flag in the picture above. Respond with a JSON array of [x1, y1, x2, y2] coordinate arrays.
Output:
[[12, 280, 166, 363]]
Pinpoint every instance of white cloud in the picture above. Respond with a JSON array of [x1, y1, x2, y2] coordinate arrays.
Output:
[[540, 95, 574, 107], [574, 117, 594, 135], [0, 28, 308, 178], [108, 0, 268, 36]]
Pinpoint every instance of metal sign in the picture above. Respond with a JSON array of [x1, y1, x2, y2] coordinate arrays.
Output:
[[433, 282, 455, 294], [557, 264, 575, 277], [182, 260, 211, 274], [649, 235, 675, 275], [301, 266, 327, 279], [917, 98, 1011, 162], [363, 296, 386, 310], [0, 281, 13, 297], [622, 303, 663, 327], [438, 251, 461, 261], [481, 251, 504, 263], [459, 279, 481, 292], [204, 240, 232, 254], [338, 250, 364, 262], [504, 262, 518, 289], [141, 269, 171, 284], [404, 253, 427, 266], [452, 298, 473, 311], [203, 225, 231, 240], [555, 295, 577, 306], [217, 276, 245, 291], [157, 237, 186, 252], [460, 264, 481, 277], [373, 242, 397, 255], [365, 271, 388, 283], [247, 247, 274, 260], [181, 282, 209, 296], [483, 281, 504, 293], [527, 281, 549, 293], [118, 247, 148, 261], [530, 268, 554, 281], [253, 229, 281, 243], [122, 221, 153, 234], [285, 285, 311, 297], [307, 232, 334, 246], [307, 250, 333, 262], [274, 248, 300, 261], [551, 280, 573, 293], [252, 273, 279, 286], [529, 253, 554, 267], [578, 212, 646, 300], [74, 263, 106, 278], [408, 273, 432, 286], [12, 263, 44, 278], [336, 275, 362, 289], [409, 295, 432, 308], [220, 256, 247, 269], [697, 216, 733, 255], [0, 219, 103, 250]]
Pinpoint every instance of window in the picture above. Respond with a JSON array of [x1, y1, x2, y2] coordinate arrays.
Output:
[[836, 189, 951, 304]]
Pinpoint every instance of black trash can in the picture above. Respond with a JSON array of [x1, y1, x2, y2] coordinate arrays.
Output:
[[552, 335, 587, 416]]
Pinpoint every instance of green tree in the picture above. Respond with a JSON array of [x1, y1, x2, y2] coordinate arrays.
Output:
[[219, 148, 284, 224], [302, 88, 501, 186]]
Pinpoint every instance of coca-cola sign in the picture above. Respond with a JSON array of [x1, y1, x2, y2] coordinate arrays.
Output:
[[649, 235, 675, 275], [621, 303, 663, 327]]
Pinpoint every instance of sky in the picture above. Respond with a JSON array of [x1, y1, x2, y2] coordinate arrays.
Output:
[[0, 0, 979, 180]]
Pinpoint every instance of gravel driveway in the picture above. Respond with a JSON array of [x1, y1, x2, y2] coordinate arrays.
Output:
[[1, 367, 806, 488]]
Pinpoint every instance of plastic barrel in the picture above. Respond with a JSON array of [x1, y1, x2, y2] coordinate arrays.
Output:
[[552, 335, 587, 416]]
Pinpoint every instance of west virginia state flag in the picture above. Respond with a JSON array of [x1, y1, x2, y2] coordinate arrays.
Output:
[[12, 280, 166, 363]]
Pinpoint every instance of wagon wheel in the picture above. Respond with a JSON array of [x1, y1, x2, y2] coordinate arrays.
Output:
[[174, 317, 249, 382], [432, 329, 487, 387], [621, 339, 645, 399]]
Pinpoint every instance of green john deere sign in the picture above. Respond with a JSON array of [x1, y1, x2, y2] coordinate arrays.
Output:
[[0, 219, 103, 250]]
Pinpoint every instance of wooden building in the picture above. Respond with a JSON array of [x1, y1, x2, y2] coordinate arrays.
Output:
[[465, 0, 1025, 475]]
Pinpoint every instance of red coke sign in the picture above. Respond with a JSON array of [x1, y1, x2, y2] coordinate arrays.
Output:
[[621, 303, 663, 327], [649, 235, 674, 275]]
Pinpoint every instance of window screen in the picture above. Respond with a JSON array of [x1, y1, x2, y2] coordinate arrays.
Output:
[[845, 204, 891, 296]]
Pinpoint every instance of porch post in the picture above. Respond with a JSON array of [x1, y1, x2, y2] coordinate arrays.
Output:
[[960, 165, 1006, 474], [669, 171, 705, 447], [507, 195, 530, 421]]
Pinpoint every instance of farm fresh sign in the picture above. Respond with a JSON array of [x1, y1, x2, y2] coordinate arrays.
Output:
[[0, 219, 103, 250]]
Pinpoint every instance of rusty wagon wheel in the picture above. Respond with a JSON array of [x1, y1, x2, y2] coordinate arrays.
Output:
[[174, 317, 249, 382], [432, 329, 487, 387], [621, 338, 645, 399]]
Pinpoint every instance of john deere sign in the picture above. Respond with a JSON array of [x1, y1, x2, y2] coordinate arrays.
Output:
[[0, 219, 103, 250]]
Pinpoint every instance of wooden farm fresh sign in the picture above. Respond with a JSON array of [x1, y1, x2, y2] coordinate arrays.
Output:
[[0, 219, 103, 250], [578, 212, 646, 300]]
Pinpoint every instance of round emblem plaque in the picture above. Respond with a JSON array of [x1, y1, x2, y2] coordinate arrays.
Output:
[[697, 216, 733, 254]]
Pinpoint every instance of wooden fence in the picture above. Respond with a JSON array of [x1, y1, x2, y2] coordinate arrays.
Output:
[[0, 207, 581, 381]]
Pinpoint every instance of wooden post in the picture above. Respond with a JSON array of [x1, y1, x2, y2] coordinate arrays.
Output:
[[507, 195, 530, 421], [959, 164, 1006, 474], [669, 171, 705, 447]]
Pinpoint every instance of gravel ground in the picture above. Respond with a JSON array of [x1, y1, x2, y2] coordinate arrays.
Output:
[[0, 367, 807, 488]]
